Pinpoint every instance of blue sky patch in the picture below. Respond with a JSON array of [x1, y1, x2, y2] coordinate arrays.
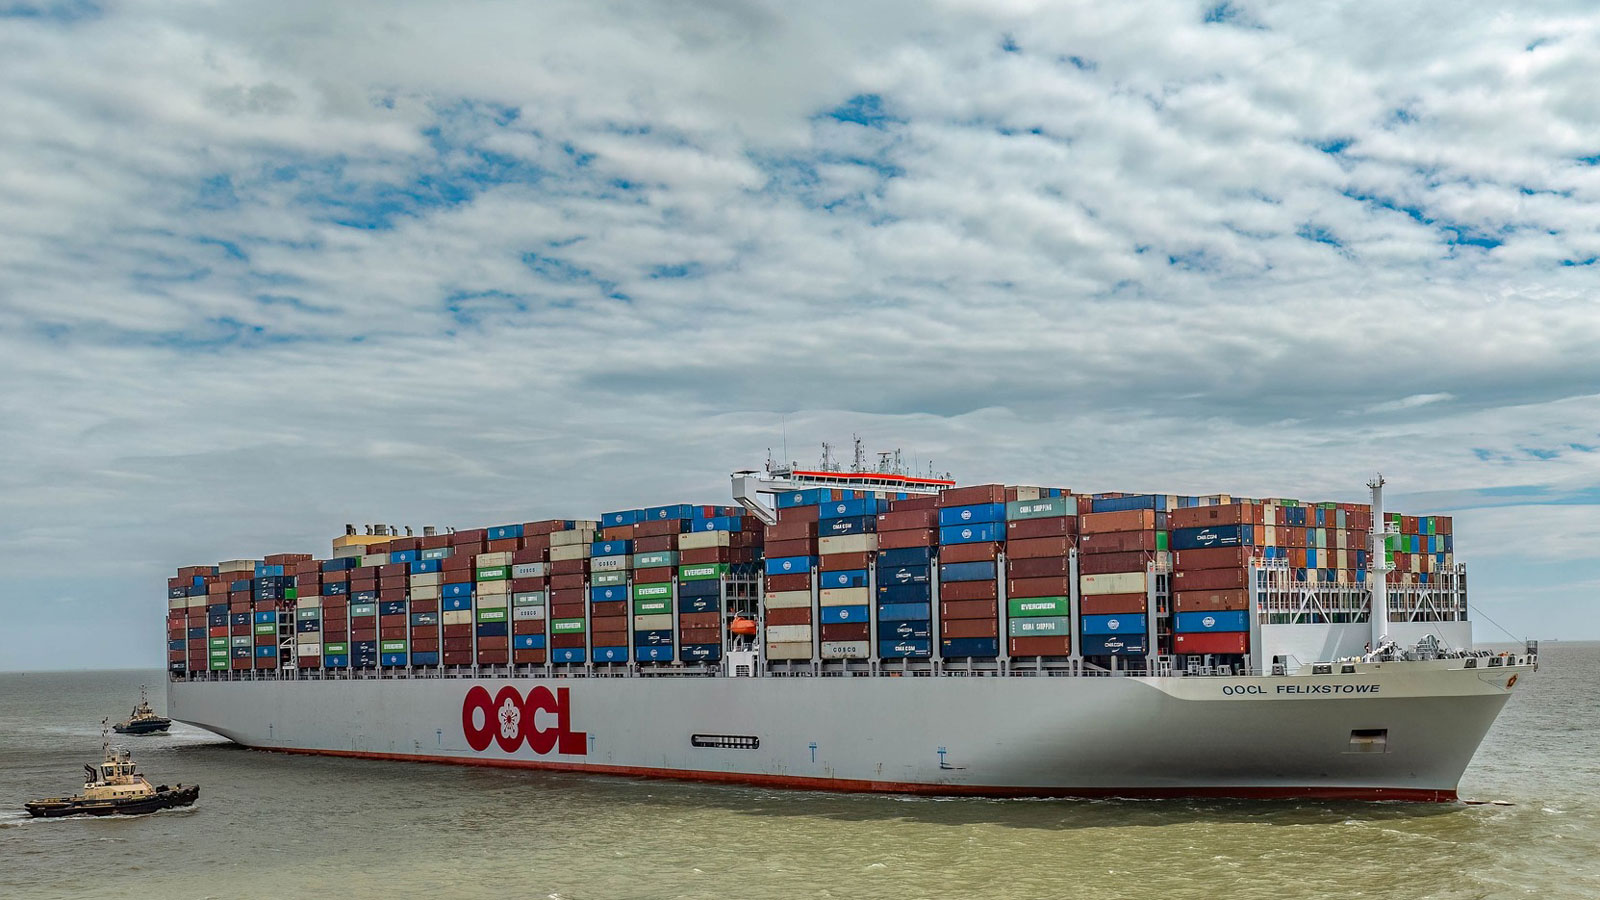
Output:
[[823, 94, 900, 130]]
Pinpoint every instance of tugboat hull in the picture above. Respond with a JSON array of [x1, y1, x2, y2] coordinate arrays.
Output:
[[113, 719, 172, 735], [24, 785, 198, 818]]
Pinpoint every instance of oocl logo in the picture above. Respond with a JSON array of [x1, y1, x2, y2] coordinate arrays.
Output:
[[960, 528, 973, 540], [1202, 615, 1217, 629], [1107, 618, 1121, 631], [781, 560, 794, 572], [960, 509, 972, 521], [462, 685, 587, 756], [836, 504, 848, 514]]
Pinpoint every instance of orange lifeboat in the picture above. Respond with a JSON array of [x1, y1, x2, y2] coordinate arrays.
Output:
[[730, 618, 758, 636]]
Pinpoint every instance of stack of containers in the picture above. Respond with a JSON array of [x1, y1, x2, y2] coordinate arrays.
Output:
[[417, 534, 464, 665], [764, 489, 834, 661], [475, 533, 513, 667], [589, 534, 633, 664], [1170, 502, 1260, 656], [1077, 498, 1167, 659], [1385, 512, 1450, 586], [816, 494, 884, 660], [510, 521, 564, 666], [616, 507, 677, 663], [548, 522, 597, 664], [875, 498, 939, 659], [303, 554, 345, 669], [677, 507, 755, 662], [1004, 493, 1077, 657], [389, 538, 437, 667], [936, 485, 1007, 659]]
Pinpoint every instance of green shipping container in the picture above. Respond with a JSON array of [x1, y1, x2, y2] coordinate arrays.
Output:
[[209, 637, 228, 649], [591, 571, 626, 587], [421, 547, 452, 561], [633, 551, 679, 569], [633, 598, 671, 616], [1008, 597, 1069, 618], [380, 640, 407, 653], [477, 607, 507, 623], [285, 587, 298, 600], [1006, 497, 1071, 520], [351, 603, 377, 617], [296, 608, 320, 620], [324, 642, 349, 654], [551, 618, 586, 634], [1155, 531, 1169, 552], [476, 566, 510, 581], [209, 658, 228, 670], [632, 582, 672, 600], [679, 563, 728, 581], [513, 591, 546, 606], [254, 623, 276, 635], [1009, 616, 1070, 637]]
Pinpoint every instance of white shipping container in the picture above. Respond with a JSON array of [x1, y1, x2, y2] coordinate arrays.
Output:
[[230, 635, 251, 647], [549, 544, 591, 561], [476, 596, 509, 610], [477, 580, 510, 597], [511, 562, 547, 579], [361, 554, 387, 567], [818, 534, 878, 555], [476, 551, 514, 567], [442, 610, 472, 626], [169, 597, 187, 610], [188, 596, 209, 608], [513, 591, 546, 606], [1079, 572, 1148, 596], [820, 587, 870, 607], [820, 640, 870, 659], [408, 572, 442, 587], [512, 605, 547, 621], [549, 528, 596, 548], [766, 641, 814, 660], [590, 556, 626, 572], [296, 596, 322, 609], [763, 590, 812, 609], [1014, 486, 1043, 502], [411, 585, 440, 601], [633, 613, 673, 631], [217, 559, 255, 574], [765, 624, 813, 643], [333, 545, 364, 559], [296, 643, 321, 657], [678, 530, 731, 550]]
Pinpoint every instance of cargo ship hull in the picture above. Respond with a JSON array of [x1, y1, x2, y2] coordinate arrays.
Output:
[[169, 663, 1523, 801]]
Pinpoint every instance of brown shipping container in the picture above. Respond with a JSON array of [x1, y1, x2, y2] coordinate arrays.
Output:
[[443, 637, 473, 652], [509, 576, 547, 592], [380, 627, 405, 640], [820, 623, 871, 642], [591, 601, 627, 618], [1079, 530, 1157, 553], [1007, 536, 1074, 559], [551, 559, 586, 576], [940, 580, 998, 602], [820, 551, 872, 571], [941, 599, 998, 619], [477, 650, 510, 664], [939, 542, 999, 563], [550, 588, 585, 604], [421, 535, 451, 550], [765, 539, 815, 559], [938, 484, 1006, 507], [601, 524, 637, 540], [765, 573, 811, 592], [1173, 589, 1251, 612], [551, 634, 585, 649], [889, 495, 940, 511], [379, 613, 406, 628], [1008, 576, 1073, 598], [681, 546, 730, 565], [1079, 593, 1148, 615], [766, 519, 818, 542], [379, 576, 406, 590], [1010, 636, 1073, 656], [1005, 516, 1076, 540], [477, 635, 509, 650], [411, 599, 438, 613], [1079, 509, 1158, 534], [679, 626, 721, 644], [943, 618, 999, 639], [441, 555, 472, 572], [379, 563, 407, 578], [876, 509, 937, 530], [634, 520, 680, 538], [679, 612, 720, 629], [877, 529, 937, 549], [512, 620, 543, 635], [513, 650, 547, 664], [550, 573, 585, 590], [1173, 546, 1253, 570], [1172, 567, 1250, 591], [450, 528, 487, 545], [1169, 503, 1258, 529], [1078, 552, 1149, 575], [411, 637, 440, 652], [441, 651, 472, 665], [777, 505, 820, 524], [634, 566, 672, 583], [633, 535, 677, 553], [765, 607, 812, 626], [1006, 556, 1071, 579]]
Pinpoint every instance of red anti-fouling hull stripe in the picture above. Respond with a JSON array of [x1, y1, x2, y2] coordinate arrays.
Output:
[[253, 746, 1457, 802]]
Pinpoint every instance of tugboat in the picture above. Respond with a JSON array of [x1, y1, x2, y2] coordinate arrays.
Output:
[[24, 723, 198, 818], [113, 685, 171, 735]]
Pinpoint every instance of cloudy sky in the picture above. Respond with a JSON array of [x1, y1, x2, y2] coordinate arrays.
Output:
[[2, 0, 1596, 670]]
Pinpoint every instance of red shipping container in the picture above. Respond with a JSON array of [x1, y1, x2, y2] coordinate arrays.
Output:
[[887, 495, 939, 511], [509, 577, 547, 592], [1005, 516, 1076, 540], [876, 509, 937, 530], [443, 637, 473, 652], [679, 611, 720, 629], [591, 601, 627, 617], [351, 627, 379, 641], [940, 599, 998, 619], [229, 600, 252, 612], [635, 520, 680, 538], [510, 547, 543, 565], [877, 529, 936, 549], [513, 620, 544, 635], [548, 573, 584, 591], [765, 607, 812, 626], [1007, 576, 1072, 598], [679, 626, 721, 644], [296, 574, 319, 588], [1078, 552, 1149, 575], [231, 658, 252, 671], [523, 520, 567, 536], [411, 638, 440, 652], [1173, 547, 1254, 570], [254, 657, 278, 669], [379, 575, 405, 590], [1173, 632, 1249, 655], [552, 634, 585, 649], [551, 558, 586, 576], [765, 573, 811, 592], [635, 566, 673, 583], [943, 618, 999, 639], [765, 538, 815, 559], [1169, 503, 1258, 529], [776, 505, 820, 524], [550, 588, 585, 604], [937, 484, 1006, 507], [819, 551, 871, 571], [380, 627, 406, 640], [1079, 593, 1147, 615], [476, 649, 510, 664], [208, 626, 228, 638], [477, 635, 509, 650], [940, 580, 998, 602], [1174, 589, 1251, 612], [442, 651, 473, 665], [548, 603, 585, 620], [681, 546, 731, 565], [411, 599, 439, 613], [940, 542, 1000, 563], [1010, 636, 1072, 656], [297, 656, 320, 669], [255, 634, 275, 646], [450, 528, 487, 545], [1007, 556, 1070, 578], [633, 535, 677, 553], [820, 623, 870, 641], [443, 624, 472, 639], [766, 519, 818, 542], [513, 649, 547, 664], [1079, 531, 1157, 553], [1007, 536, 1074, 559], [1079, 509, 1159, 534], [379, 613, 406, 627]]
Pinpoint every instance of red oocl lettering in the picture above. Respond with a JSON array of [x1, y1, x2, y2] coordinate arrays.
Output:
[[461, 685, 587, 756]]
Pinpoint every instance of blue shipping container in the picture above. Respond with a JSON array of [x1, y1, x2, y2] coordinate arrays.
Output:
[[765, 556, 813, 576], [643, 503, 695, 521], [229, 613, 249, 625], [602, 509, 643, 527], [879, 639, 932, 658], [324, 582, 349, 596], [352, 590, 378, 603], [381, 653, 408, 667], [820, 515, 875, 536], [819, 498, 886, 520], [633, 629, 674, 646], [678, 579, 721, 599], [411, 612, 439, 626], [321, 557, 358, 572], [411, 651, 440, 666], [409, 558, 441, 574], [487, 524, 525, 541], [775, 488, 832, 509], [255, 645, 276, 657], [380, 600, 406, 616], [636, 645, 675, 662], [876, 546, 935, 567], [877, 564, 931, 585], [513, 635, 547, 650], [552, 648, 585, 664], [187, 627, 205, 639], [593, 646, 629, 663], [444, 596, 473, 612], [1079, 634, 1148, 655], [592, 539, 631, 557], [475, 622, 508, 637], [1174, 610, 1250, 632], [820, 605, 868, 624], [323, 654, 349, 667], [442, 582, 474, 598], [939, 560, 996, 583], [877, 601, 932, 621], [937, 503, 1006, 527], [696, 516, 743, 532], [1090, 494, 1166, 513], [680, 643, 721, 661], [167, 639, 186, 651], [820, 569, 869, 589], [1081, 613, 1147, 635], [939, 523, 1005, 545], [878, 620, 932, 640], [1170, 525, 1257, 551], [590, 585, 629, 603], [679, 596, 721, 614], [389, 549, 420, 564], [941, 637, 1000, 658]]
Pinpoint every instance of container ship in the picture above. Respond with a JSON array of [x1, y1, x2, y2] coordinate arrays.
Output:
[[165, 449, 1536, 801]]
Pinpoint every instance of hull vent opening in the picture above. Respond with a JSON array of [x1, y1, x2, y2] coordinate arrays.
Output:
[[1347, 729, 1389, 754]]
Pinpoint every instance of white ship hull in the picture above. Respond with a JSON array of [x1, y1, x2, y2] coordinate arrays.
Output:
[[170, 660, 1528, 801]]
